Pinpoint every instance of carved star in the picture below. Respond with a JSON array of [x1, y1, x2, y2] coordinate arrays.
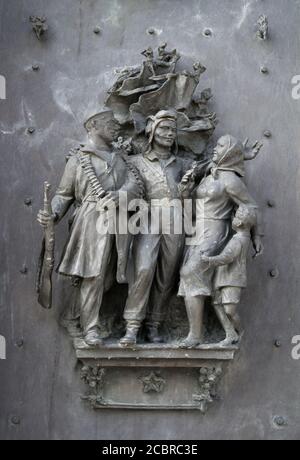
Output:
[[140, 372, 166, 393]]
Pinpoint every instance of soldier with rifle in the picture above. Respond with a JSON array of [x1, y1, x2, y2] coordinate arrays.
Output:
[[37, 111, 140, 346]]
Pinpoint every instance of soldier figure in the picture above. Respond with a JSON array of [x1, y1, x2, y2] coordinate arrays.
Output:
[[37, 111, 139, 346], [120, 110, 207, 346]]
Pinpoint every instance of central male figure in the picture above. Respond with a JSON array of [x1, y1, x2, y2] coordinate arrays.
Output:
[[121, 110, 190, 346]]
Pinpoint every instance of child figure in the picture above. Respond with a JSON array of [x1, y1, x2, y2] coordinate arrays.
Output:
[[200, 205, 257, 346]]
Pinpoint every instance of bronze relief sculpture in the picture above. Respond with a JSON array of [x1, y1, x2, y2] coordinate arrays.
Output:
[[36, 44, 264, 411]]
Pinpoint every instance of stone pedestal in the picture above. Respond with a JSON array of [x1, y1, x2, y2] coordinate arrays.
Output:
[[75, 340, 238, 412]]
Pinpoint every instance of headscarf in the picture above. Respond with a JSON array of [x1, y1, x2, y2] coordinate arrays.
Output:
[[211, 134, 245, 178], [145, 109, 178, 154]]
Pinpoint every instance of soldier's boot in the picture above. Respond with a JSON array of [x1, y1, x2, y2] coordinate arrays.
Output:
[[84, 328, 103, 347], [60, 318, 83, 338], [146, 322, 164, 344], [66, 322, 83, 339], [119, 321, 140, 347]]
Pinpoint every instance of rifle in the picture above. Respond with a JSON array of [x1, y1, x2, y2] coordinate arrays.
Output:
[[36, 182, 55, 309]]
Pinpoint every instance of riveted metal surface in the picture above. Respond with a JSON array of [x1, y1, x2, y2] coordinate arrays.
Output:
[[0, 0, 300, 440]]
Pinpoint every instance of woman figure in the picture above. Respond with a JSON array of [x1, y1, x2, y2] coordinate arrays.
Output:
[[178, 135, 263, 348]]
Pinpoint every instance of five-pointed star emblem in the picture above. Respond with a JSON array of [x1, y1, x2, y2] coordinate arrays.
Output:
[[140, 371, 166, 393]]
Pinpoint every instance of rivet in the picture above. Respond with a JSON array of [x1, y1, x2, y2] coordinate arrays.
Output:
[[270, 268, 279, 278], [20, 265, 28, 275], [11, 416, 21, 425], [93, 27, 101, 35], [274, 416, 286, 427], [264, 130, 272, 138], [16, 339, 24, 348], [24, 198, 32, 206], [274, 340, 282, 348], [261, 66, 269, 74], [267, 200, 275, 208], [27, 127, 35, 134], [32, 64, 40, 71], [204, 28, 212, 37], [147, 27, 156, 35]]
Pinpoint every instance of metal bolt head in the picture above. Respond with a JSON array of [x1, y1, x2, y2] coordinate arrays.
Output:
[[11, 416, 20, 425], [20, 265, 28, 275], [204, 28, 212, 37], [270, 268, 279, 278], [24, 198, 32, 206], [274, 340, 282, 348], [93, 27, 101, 35], [267, 200, 275, 208], [32, 64, 40, 71], [261, 66, 269, 74], [27, 127, 35, 134], [274, 416, 286, 427], [264, 130, 272, 138], [147, 27, 156, 35], [16, 339, 24, 348]]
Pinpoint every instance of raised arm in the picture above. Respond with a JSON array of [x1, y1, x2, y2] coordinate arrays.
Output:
[[244, 140, 264, 161]]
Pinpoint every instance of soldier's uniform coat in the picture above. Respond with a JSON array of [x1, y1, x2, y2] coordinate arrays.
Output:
[[52, 143, 139, 282], [51, 142, 140, 334]]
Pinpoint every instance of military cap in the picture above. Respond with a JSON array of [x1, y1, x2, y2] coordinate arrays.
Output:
[[84, 110, 115, 132]]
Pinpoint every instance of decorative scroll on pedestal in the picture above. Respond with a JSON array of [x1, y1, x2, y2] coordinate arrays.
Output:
[[193, 366, 223, 413], [81, 365, 106, 409]]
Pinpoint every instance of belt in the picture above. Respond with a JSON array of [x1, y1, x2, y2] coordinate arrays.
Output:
[[151, 198, 181, 208]]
